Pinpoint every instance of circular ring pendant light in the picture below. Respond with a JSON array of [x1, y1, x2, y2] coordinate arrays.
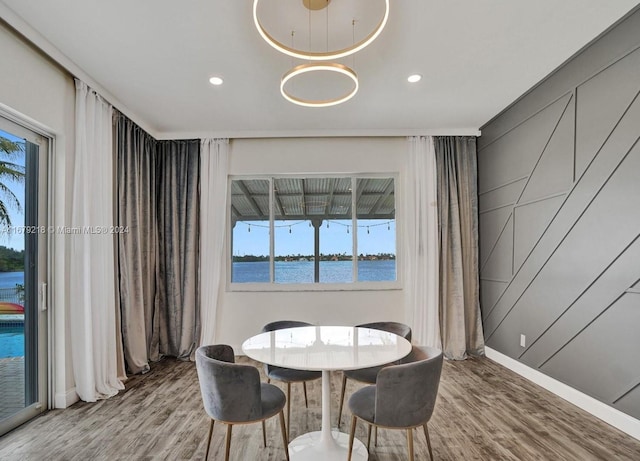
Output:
[[253, 0, 390, 61], [280, 63, 358, 107]]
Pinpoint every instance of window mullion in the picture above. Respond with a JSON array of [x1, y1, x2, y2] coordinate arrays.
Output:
[[352, 176, 358, 282], [269, 177, 275, 283]]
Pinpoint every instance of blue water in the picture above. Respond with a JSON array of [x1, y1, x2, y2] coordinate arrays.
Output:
[[0, 271, 24, 288], [0, 272, 25, 358], [0, 326, 24, 358], [232, 260, 396, 284]]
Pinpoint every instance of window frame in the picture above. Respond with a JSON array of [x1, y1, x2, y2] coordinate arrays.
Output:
[[227, 173, 401, 292]]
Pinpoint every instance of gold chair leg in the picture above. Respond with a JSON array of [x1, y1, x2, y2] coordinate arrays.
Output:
[[337, 374, 347, 427], [262, 420, 267, 447], [224, 424, 233, 461], [423, 424, 434, 461], [366, 424, 372, 450], [279, 410, 290, 461], [204, 419, 214, 461], [407, 428, 414, 461], [286, 383, 292, 440], [303, 382, 309, 408], [347, 415, 358, 461]]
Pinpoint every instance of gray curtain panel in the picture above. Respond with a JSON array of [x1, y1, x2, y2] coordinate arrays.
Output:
[[434, 136, 485, 359], [115, 113, 200, 373], [156, 140, 201, 362], [115, 113, 158, 374]]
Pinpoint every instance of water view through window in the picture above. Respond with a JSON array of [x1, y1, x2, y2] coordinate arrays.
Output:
[[232, 259, 396, 283], [231, 177, 396, 284]]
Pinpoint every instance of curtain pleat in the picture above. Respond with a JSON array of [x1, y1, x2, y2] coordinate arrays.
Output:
[[404, 136, 441, 348], [115, 114, 158, 373], [116, 115, 200, 372], [434, 136, 484, 359], [70, 80, 125, 400], [199, 139, 229, 346], [156, 140, 201, 360]]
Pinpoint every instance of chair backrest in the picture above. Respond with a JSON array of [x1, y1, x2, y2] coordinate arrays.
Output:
[[195, 345, 262, 423], [356, 321, 412, 342], [261, 321, 314, 373], [374, 346, 443, 428], [261, 320, 313, 333]]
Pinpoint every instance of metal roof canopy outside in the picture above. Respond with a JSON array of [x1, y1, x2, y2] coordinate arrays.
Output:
[[230, 177, 395, 222]]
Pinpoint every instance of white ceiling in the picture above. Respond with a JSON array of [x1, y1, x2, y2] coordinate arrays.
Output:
[[1, 0, 639, 139]]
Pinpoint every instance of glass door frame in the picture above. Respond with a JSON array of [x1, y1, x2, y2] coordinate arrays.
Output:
[[0, 111, 50, 436]]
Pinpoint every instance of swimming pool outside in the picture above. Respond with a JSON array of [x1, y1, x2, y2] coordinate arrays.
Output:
[[0, 323, 24, 359], [0, 272, 26, 359]]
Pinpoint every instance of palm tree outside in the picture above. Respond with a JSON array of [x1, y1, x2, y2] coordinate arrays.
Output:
[[0, 135, 26, 228]]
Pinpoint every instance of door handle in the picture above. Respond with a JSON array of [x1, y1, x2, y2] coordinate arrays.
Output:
[[41, 282, 47, 311]]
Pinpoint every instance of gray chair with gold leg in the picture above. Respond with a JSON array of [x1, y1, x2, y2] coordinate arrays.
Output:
[[261, 320, 321, 439], [195, 345, 289, 461], [347, 346, 443, 461], [337, 321, 412, 428]]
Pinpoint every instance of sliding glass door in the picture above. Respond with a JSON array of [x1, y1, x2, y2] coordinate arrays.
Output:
[[0, 116, 48, 436]]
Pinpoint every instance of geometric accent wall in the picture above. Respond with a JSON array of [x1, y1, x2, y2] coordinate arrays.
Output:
[[478, 22, 640, 420]]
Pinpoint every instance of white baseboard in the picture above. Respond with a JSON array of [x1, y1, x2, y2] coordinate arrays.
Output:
[[54, 387, 79, 409], [485, 347, 640, 441]]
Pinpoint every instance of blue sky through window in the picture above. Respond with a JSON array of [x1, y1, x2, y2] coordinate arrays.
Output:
[[233, 218, 395, 257]]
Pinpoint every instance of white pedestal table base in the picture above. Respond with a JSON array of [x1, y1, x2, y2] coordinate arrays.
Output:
[[288, 370, 367, 460], [289, 429, 368, 461]]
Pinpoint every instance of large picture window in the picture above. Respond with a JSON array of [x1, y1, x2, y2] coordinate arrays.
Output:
[[230, 176, 396, 286]]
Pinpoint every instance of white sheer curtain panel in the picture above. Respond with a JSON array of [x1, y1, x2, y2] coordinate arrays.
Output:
[[404, 136, 441, 348], [199, 138, 229, 345], [70, 79, 124, 401]]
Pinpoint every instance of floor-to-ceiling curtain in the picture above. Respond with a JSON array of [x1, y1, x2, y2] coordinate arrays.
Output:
[[156, 140, 201, 361], [199, 138, 229, 345], [116, 116, 201, 372], [434, 136, 484, 359], [70, 79, 124, 400], [115, 113, 158, 374], [404, 136, 441, 348]]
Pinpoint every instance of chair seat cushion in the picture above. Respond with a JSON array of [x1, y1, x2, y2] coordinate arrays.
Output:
[[348, 385, 376, 424], [267, 366, 321, 383], [260, 383, 286, 419], [344, 365, 384, 384]]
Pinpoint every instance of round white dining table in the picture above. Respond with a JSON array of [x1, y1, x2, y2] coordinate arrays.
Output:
[[242, 325, 412, 461]]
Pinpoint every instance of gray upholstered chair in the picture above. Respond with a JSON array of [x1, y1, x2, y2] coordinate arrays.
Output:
[[195, 345, 289, 461], [261, 320, 321, 439], [337, 321, 412, 427], [347, 346, 443, 461]]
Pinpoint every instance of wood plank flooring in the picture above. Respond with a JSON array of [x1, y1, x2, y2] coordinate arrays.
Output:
[[0, 355, 639, 460]]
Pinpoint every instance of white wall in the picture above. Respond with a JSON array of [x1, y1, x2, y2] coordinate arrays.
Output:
[[218, 137, 409, 351], [0, 23, 76, 408]]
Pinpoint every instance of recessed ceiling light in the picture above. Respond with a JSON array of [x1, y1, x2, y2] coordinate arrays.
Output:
[[209, 76, 224, 86], [407, 74, 422, 83]]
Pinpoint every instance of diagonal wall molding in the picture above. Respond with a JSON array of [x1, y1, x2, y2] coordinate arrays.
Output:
[[484, 92, 640, 337], [479, 18, 640, 422]]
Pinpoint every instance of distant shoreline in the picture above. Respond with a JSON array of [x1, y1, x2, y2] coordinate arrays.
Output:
[[233, 253, 395, 263], [232, 259, 396, 283]]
